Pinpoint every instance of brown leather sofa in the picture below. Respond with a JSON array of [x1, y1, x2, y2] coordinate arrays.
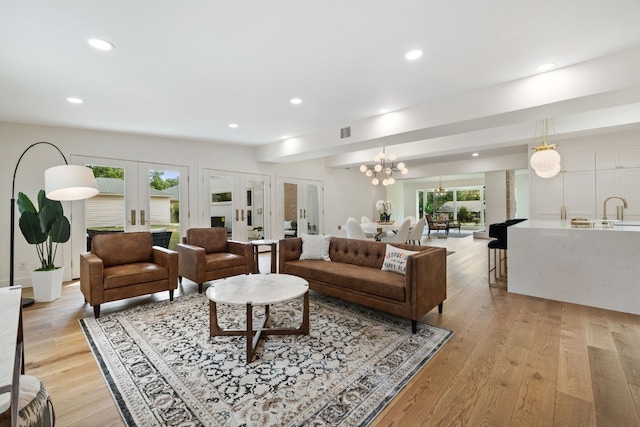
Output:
[[80, 231, 179, 318], [279, 237, 446, 333], [175, 228, 253, 293]]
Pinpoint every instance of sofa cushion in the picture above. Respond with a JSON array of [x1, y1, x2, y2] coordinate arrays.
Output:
[[300, 234, 331, 261], [103, 262, 168, 289], [283, 260, 405, 301], [381, 244, 417, 275], [93, 232, 153, 267], [187, 228, 228, 253], [205, 252, 246, 270]]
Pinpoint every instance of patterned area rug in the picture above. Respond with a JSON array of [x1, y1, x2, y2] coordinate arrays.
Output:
[[80, 291, 452, 427]]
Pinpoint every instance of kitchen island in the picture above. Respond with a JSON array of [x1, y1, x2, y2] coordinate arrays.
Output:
[[509, 219, 640, 315]]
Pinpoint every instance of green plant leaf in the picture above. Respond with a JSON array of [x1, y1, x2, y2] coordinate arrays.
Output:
[[50, 216, 71, 243], [19, 212, 47, 244], [17, 192, 37, 215]]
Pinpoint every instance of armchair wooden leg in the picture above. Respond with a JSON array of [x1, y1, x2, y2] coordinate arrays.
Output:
[[438, 302, 443, 313], [198, 283, 203, 294], [179, 276, 182, 284], [93, 305, 100, 318], [411, 320, 417, 334], [169, 290, 174, 301]]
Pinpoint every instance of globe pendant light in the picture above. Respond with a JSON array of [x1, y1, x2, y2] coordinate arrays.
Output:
[[530, 119, 561, 178]]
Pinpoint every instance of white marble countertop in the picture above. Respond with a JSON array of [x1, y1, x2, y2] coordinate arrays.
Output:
[[512, 219, 640, 232]]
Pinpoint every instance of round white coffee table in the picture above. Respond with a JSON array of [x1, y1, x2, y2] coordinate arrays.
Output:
[[206, 274, 309, 362]]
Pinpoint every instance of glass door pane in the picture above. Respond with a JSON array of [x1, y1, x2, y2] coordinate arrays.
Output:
[[209, 174, 235, 239], [283, 182, 299, 238], [141, 165, 188, 250], [245, 177, 267, 241]]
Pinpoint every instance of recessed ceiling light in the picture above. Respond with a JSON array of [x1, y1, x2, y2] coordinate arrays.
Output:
[[536, 63, 555, 72], [379, 108, 390, 114], [405, 50, 423, 60], [88, 38, 115, 51], [290, 98, 302, 105], [472, 152, 479, 157], [229, 123, 238, 128], [67, 97, 84, 104]]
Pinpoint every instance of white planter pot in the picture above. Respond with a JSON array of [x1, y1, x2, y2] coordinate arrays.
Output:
[[31, 268, 64, 302]]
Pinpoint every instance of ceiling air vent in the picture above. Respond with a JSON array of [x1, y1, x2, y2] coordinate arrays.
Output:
[[340, 126, 351, 139]]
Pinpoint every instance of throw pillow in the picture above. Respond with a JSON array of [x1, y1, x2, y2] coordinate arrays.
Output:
[[381, 244, 417, 275], [299, 234, 331, 261], [284, 220, 292, 230]]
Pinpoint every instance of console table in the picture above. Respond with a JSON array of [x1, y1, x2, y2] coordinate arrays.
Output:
[[0, 286, 23, 426]]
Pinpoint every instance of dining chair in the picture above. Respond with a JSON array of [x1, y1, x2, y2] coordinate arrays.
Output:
[[405, 215, 416, 225], [381, 218, 412, 244], [346, 217, 373, 240], [361, 216, 371, 225], [406, 217, 426, 244]]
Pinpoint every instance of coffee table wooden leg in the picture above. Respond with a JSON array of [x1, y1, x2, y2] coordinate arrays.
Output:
[[300, 290, 309, 334], [246, 302, 254, 361], [209, 300, 222, 336]]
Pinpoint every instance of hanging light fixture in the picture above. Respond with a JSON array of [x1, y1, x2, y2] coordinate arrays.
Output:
[[359, 147, 408, 186], [530, 118, 561, 178], [433, 177, 447, 196]]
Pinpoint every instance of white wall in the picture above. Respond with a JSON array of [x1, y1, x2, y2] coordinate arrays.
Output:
[[0, 121, 371, 286]]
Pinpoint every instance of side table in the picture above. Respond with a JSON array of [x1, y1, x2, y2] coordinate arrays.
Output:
[[251, 239, 278, 273]]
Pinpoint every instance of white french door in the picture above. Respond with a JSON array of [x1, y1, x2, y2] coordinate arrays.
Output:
[[70, 155, 189, 277], [203, 169, 271, 241], [279, 178, 323, 237]]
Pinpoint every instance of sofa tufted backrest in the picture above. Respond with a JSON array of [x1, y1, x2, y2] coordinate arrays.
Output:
[[328, 237, 429, 269], [92, 232, 153, 267], [186, 227, 228, 254]]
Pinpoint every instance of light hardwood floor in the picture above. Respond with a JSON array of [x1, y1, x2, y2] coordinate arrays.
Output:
[[20, 236, 640, 426]]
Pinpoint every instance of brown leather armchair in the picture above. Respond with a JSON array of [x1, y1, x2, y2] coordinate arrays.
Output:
[[176, 228, 253, 293], [80, 231, 178, 318]]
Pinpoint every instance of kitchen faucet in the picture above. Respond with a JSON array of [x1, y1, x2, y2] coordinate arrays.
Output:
[[602, 196, 628, 220]]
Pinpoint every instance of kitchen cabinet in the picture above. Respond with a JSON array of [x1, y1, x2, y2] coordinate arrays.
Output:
[[532, 152, 595, 220], [596, 147, 640, 170], [596, 168, 640, 220]]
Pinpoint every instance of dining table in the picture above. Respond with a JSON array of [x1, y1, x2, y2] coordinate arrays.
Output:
[[361, 221, 415, 241]]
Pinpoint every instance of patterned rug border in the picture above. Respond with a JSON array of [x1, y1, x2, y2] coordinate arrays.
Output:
[[80, 291, 453, 426]]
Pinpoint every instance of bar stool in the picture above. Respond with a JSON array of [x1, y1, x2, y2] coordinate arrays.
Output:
[[487, 222, 507, 287]]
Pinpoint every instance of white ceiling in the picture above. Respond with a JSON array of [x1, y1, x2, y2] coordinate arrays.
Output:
[[3, 1, 640, 168]]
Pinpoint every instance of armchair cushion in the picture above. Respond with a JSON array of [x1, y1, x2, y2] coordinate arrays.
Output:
[[92, 232, 153, 267], [103, 263, 169, 289], [187, 227, 228, 253], [205, 252, 246, 270]]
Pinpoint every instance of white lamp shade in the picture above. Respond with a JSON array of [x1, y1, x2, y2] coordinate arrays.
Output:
[[45, 165, 99, 201], [365, 169, 373, 177], [371, 177, 379, 185], [535, 162, 561, 178], [359, 165, 367, 173], [530, 149, 561, 173]]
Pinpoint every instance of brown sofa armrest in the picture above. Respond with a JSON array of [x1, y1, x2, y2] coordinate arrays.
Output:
[[228, 240, 254, 273], [279, 238, 302, 271], [175, 243, 206, 283], [80, 252, 104, 305], [405, 247, 447, 319], [152, 247, 179, 289]]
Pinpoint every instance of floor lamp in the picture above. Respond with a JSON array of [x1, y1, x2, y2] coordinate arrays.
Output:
[[10, 142, 99, 307]]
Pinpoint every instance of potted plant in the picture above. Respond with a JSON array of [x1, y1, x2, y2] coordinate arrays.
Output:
[[17, 189, 70, 302]]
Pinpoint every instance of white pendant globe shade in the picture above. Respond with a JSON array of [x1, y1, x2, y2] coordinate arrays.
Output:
[[371, 177, 379, 185], [535, 162, 561, 178], [45, 164, 99, 201], [530, 149, 561, 173]]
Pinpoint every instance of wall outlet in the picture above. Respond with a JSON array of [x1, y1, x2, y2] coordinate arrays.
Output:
[[18, 262, 27, 271]]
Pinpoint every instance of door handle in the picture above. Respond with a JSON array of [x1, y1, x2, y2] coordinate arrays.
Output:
[[241, 209, 245, 221], [300, 209, 303, 219], [303, 209, 307, 219], [235, 209, 239, 221], [140, 210, 146, 226], [131, 209, 136, 226]]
